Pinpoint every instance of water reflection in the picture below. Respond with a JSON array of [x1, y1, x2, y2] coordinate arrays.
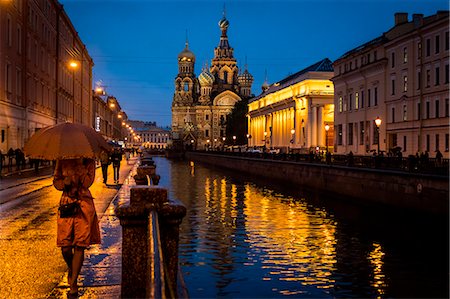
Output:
[[153, 157, 448, 298]]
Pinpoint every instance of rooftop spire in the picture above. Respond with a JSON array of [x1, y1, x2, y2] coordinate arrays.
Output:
[[185, 29, 189, 48], [223, 3, 226, 18]]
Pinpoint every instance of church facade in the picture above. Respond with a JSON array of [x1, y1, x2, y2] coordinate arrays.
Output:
[[171, 14, 253, 150]]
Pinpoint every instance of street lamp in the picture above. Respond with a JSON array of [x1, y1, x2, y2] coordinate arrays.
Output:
[[232, 135, 236, 145], [206, 139, 210, 150], [375, 117, 382, 154], [324, 124, 330, 152]]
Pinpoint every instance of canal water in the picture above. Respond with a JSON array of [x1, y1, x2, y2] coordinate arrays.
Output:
[[154, 157, 448, 298]]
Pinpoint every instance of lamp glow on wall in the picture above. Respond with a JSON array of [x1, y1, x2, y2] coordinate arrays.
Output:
[[324, 124, 330, 152]]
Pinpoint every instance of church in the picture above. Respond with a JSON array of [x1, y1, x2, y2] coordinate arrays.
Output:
[[171, 13, 254, 150]]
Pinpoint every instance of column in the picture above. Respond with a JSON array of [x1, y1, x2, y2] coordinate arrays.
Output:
[[318, 106, 324, 147], [311, 106, 317, 147]]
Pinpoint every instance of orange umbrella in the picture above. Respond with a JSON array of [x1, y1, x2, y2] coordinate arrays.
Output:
[[24, 122, 112, 160]]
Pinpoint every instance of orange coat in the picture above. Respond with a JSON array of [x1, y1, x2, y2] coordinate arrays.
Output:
[[53, 158, 101, 247]]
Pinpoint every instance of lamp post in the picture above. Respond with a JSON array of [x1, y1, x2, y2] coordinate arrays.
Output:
[[290, 129, 295, 153], [375, 117, 382, 154], [324, 124, 330, 152], [69, 60, 78, 123], [206, 139, 210, 150], [232, 135, 236, 145], [214, 138, 217, 151]]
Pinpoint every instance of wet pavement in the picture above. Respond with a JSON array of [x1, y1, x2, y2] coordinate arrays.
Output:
[[0, 156, 138, 299]]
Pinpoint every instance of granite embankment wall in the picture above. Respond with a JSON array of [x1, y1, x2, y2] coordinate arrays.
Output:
[[186, 152, 449, 215]]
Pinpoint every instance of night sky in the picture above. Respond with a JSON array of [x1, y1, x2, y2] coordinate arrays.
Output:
[[60, 0, 449, 127]]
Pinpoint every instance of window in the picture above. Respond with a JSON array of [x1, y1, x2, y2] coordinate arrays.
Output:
[[392, 134, 398, 147], [359, 121, 364, 145], [403, 104, 407, 121], [403, 136, 407, 151], [374, 51, 377, 60], [391, 52, 395, 68], [7, 17, 12, 46], [17, 25, 22, 54], [435, 100, 440, 118], [183, 82, 189, 91], [337, 124, 343, 145], [392, 107, 395, 123], [205, 129, 209, 137], [435, 35, 440, 54], [374, 87, 378, 106], [355, 92, 359, 109], [426, 134, 430, 152], [205, 114, 209, 121], [368, 89, 371, 107], [391, 79, 396, 95], [348, 123, 353, 145], [367, 53, 371, 63], [5, 63, 12, 93], [426, 70, 430, 87], [426, 38, 431, 56], [348, 94, 352, 111], [403, 76, 408, 92], [445, 64, 449, 84], [361, 91, 364, 108], [436, 134, 440, 151], [435, 67, 440, 85], [16, 69, 22, 97], [446, 32, 449, 51], [403, 47, 408, 63], [339, 96, 343, 112], [426, 101, 430, 119], [223, 71, 228, 83], [446, 134, 449, 152], [446, 98, 449, 117]]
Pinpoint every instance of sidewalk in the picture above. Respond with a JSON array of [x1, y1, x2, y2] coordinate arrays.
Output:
[[46, 159, 138, 299]]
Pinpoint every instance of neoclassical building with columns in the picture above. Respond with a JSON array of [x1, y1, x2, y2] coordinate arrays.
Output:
[[171, 13, 253, 150], [248, 59, 334, 153]]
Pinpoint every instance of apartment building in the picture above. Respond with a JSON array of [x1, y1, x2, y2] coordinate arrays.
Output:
[[332, 11, 449, 157], [0, 0, 93, 152]]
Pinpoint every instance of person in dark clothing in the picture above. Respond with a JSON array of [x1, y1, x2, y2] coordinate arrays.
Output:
[[7, 148, 14, 171], [99, 150, 110, 184], [110, 148, 122, 184]]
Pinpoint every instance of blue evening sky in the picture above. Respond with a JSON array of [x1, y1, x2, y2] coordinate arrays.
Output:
[[60, 0, 448, 127]]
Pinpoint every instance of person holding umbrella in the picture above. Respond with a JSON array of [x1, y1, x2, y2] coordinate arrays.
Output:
[[23, 122, 112, 297], [53, 158, 100, 296]]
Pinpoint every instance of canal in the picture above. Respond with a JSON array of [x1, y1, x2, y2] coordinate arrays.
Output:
[[153, 156, 448, 298]]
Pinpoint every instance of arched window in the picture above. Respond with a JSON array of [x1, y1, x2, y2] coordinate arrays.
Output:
[[184, 82, 189, 91], [223, 71, 228, 83]]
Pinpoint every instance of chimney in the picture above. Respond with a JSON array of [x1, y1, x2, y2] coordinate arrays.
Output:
[[394, 12, 408, 26], [413, 14, 424, 28]]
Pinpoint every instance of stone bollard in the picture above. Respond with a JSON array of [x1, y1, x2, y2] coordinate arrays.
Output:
[[116, 186, 186, 298], [134, 165, 156, 185]]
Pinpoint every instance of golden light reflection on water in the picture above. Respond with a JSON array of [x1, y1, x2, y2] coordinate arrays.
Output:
[[368, 242, 387, 298], [201, 176, 338, 295]]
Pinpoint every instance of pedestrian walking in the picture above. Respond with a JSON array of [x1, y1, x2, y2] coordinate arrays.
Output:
[[125, 149, 130, 164], [99, 150, 110, 184], [7, 147, 14, 171], [53, 158, 100, 297], [110, 148, 122, 184], [435, 149, 443, 166]]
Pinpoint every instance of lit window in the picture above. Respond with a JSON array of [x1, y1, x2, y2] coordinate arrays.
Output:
[[403, 47, 408, 63], [403, 76, 408, 92]]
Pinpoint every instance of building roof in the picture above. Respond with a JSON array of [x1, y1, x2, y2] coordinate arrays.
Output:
[[335, 11, 449, 62], [250, 58, 333, 102]]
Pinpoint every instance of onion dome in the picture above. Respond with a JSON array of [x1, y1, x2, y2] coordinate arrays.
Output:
[[199, 69, 215, 86], [178, 42, 195, 62], [218, 16, 229, 31], [238, 69, 254, 85]]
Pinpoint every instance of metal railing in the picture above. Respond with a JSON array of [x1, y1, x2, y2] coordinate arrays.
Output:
[[192, 150, 449, 176]]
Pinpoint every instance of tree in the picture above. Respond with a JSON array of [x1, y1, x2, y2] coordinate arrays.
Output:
[[226, 98, 248, 145]]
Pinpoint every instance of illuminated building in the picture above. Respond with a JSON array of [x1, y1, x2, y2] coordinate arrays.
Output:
[[333, 11, 449, 157], [0, 0, 93, 152], [127, 121, 171, 148], [248, 59, 334, 152], [93, 92, 128, 142], [171, 11, 253, 150]]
